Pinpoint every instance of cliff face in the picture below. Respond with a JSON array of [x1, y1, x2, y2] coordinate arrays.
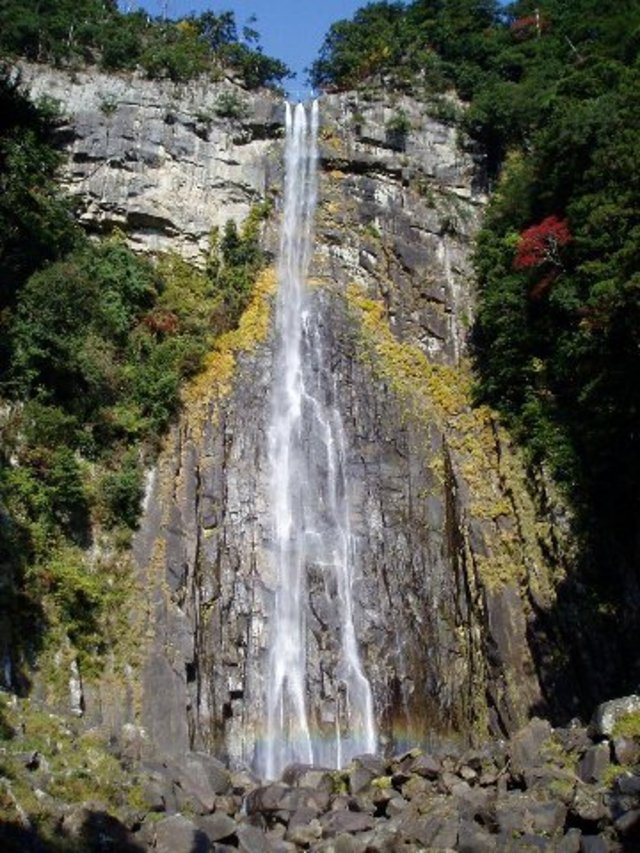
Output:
[[22, 67, 577, 766], [20, 63, 283, 261]]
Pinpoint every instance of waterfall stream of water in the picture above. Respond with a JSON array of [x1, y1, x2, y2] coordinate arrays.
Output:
[[259, 102, 376, 780]]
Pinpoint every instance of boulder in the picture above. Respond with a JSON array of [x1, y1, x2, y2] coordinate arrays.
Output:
[[197, 812, 237, 843], [319, 810, 376, 836], [579, 836, 609, 853], [578, 744, 611, 784], [61, 806, 140, 851], [245, 784, 290, 814], [285, 817, 322, 846], [281, 764, 333, 789], [237, 823, 272, 853], [404, 813, 459, 848], [457, 820, 497, 853], [510, 718, 553, 777], [557, 828, 582, 853], [616, 772, 640, 797], [349, 755, 387, 794], [613, 807, 640, 838], [571, 785, 608, 823], [589, 695, 640, 738], [172, 752, 231, 814], [612, 736, 640, 766], [410, 753, 441, 779], [154, 814, 210, 853]]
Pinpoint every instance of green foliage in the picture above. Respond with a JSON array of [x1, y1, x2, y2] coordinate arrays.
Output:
[[310, 2, 410, 88], [214, 91, 249, 119], [467, 5, 640, 663], [98, 451, 143, 530], [612, 711, 640, 741], [310, 1, 500, 92], [386, 110, 412, 134], [0, 66, 78, 316], [208, 202, 271, 327], [386, 109, 412, 149], [0, 1, 291, 89]]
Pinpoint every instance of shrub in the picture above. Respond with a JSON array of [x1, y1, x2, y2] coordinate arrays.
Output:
[[214, 91, 249, 119]]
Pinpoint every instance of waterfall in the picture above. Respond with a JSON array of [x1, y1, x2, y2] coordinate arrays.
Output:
[[259, 101, 376, 780]]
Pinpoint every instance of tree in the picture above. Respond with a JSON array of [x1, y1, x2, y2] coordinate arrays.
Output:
[[513, 215, 571, 271]]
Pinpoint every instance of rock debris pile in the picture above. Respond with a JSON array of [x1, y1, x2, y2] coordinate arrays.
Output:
[[2, 696, 639, 851]]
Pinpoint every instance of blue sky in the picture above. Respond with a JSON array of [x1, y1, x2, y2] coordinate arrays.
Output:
[[118, 1, 366, 95]]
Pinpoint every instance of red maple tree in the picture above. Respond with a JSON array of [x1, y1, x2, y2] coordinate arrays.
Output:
[[514, 215, 572, 271]]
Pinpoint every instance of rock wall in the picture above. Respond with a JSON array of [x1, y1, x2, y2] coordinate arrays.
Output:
[[22, 67, 578, 768], [19, 62, 283, 261]]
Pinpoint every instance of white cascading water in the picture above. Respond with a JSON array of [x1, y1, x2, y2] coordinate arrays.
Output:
[[260, 101, 376, 780]]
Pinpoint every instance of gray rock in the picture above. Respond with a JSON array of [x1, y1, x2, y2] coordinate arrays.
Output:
[[197, 812, 237, 842], [578, 744, 610, 784], [230, 768, 258, 794], [457, 820, 497, 853], [349, 755, 387, 793], [613, 808, 640, 838], [386, 796, 408, 818], [214, 794, 242, 815], [281, 764, 333, 789], [527, 801, 567, 836], [141, 776, 168, 813], [440, 770, 462, 792], [459, 765, 479, 782], [319, 810, 375, 836], [616, 772, 640, 797], [410, 753, 441, 779], [237, 823, 272, 853], [496, 791, 554, 836], [404, 813, 459, 848], [173, 753, 231, 813], [288, 804, 322, 828], [557, 828, 582, 853], [61, 806, 139, 851], [285, 817, 322, 846], [401, 774, 432, 799], [510, 718, 553, 777], [579, 836, 608, 853], [508, 833, 555, 851], [612, 736, 640, 766], [154, 814, 210, 853], [589, 695, 640, 738], [245, 785, 290, 814], [571, 785, 608, 822], [454, 785, 496, 827], [20, 62, 282, 262]]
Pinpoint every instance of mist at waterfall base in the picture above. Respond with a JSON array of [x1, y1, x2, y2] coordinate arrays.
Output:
[[255, 102, 376, 780]]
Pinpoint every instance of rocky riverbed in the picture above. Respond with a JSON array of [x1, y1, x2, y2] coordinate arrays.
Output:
[[1, 693, 639, 851]]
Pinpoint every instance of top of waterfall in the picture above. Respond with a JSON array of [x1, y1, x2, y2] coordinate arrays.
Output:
[[287, 92, 319, 105]]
